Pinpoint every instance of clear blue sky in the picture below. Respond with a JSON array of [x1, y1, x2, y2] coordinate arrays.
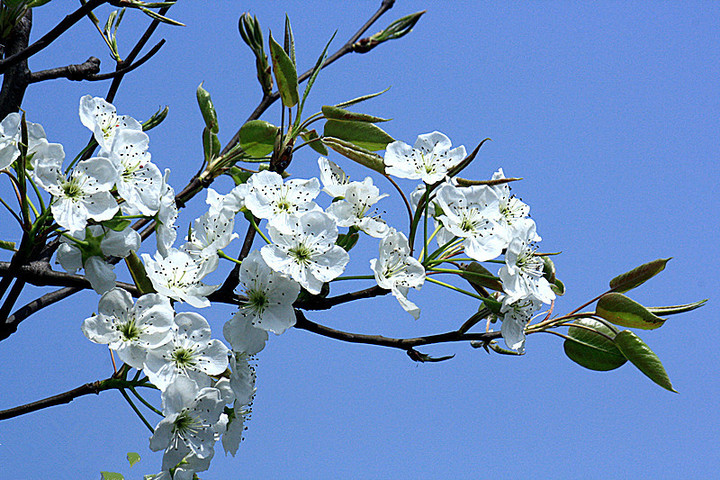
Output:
[[1, 1, 718, 478]]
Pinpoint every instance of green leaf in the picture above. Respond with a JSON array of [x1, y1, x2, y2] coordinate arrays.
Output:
[[283, 15, 296, 66], [126, 452, 141, 467], [300, 129, 328, 155], [141, 105, 169, 131], [321, 105, 390, 123], [551, 278, 565, 296], [322, 137, 385, 173], [647, 299, 708, 316], [596, 292, 665, 330], [609, 258, 671, 293], [323, 119, 394, 151], [102, 217, 131, 232], [0, 240, 16, 251], [238, 120, 278, 158], [226, 166, 253, 186], [541, 255, 556, 283], [125, 251, 155, 295], [407, 349, 455, 363], [460, 262, 503, 292], [333, 87, 390, 109], [614, 330, 677, 392], [100, 472, 124, 480], [297, 32, 336, 121], [481, 296, 502, 315], [336, 231, 359, 252], [563, 318, 626, 371], [488, 342, 525, 355], [269, 32, 298, 108], [196, 83, 219, 134]]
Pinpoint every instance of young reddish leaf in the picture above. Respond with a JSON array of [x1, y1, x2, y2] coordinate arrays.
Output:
[[614, 330, 677, 393], [563, 318, 626, 371], [596, 292, 665, 330], [609, 258, 671, 293]]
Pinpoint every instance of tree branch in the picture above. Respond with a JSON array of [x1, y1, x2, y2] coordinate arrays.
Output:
[[0, 379, 104, 420], [294, 309, 501, 351], [0, 0, 108, 74], [0, 8, 32, 119], [28, 56, 101, 83]]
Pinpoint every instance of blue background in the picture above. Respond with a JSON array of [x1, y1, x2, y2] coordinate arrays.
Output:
[[0, 2, 718, 478]]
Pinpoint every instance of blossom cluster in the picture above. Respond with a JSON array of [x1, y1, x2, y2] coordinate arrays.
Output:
[[0, 96, 556, 477]]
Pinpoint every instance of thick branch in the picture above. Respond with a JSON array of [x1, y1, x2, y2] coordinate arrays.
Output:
[[0, 9, 32, 119], [0, 0, 108, 74], [0, 260, 138, 294], [28, 57, 101, 83]]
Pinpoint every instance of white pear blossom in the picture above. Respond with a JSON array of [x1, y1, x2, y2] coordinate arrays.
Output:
[[318, 156, 350, 198], [261, 211, 349, 295], [326, 178, 389, 238], [498, 295, 544, 353], [435, 183, 508, 262], [206, 184, 248, 216], [150, 377, 224, 470], [81, 288, 174, 369], [491, 168, 540, 242], [384, 131, 466, 184], [144, 312, 230, 391], [228, 250, 300, 335], [498, 221, 555, 305], [370, 228, 425, 319], [0, 112, 48, 170], [245, 170, 320, 224], [36, 156, 118, 232], [156, 169, 178, 257], [219, 353, 257, 456], [56, 225, 140, 294], [223, 308, 269, 355], [183, 208, 238, 277], [104, 128, 162, 216], [143, 248, 219, 308], [79, 95, 142, 151]]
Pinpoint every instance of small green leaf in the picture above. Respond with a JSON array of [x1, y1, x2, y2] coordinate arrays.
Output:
[[551, 278, 565, 296], [407, 349, 455, 363], [647, 299, 708, 316], [283, 15, 296, 66], [297, 32, 336, 121], [333, 87, 390, 109], [481, 296, 502, 315], [269, 32, 298, 108], [102, 217, 131, 232], [125, 251, 155, 295], [238, 120, 278, 158], [460, 262, 503, 292], [541, 255, 556, 283], [488, 342, 525, 355], [321, 105, 390, 123], [141, 105, 168, 131], [322, 137, 385, 173], [226, 166, 253, 186], [127, 452, 141, 467], [300, 129, 328, 155], [100, 472, 124, 480], [609, 258, 671, 293], [196, 83, 218, 134], [0, 240, 17, 251], [614, 330, 677, 392], [596, 292, 665, 330], [336, 231, 359, 252], [563, 318, 626, 371], [324, 119, 394, 151]]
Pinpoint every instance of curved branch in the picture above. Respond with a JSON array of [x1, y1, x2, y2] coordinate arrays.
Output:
[[0, 379, 104, 420], [0, 0, 109, 74], [293, 309, 501, 351]]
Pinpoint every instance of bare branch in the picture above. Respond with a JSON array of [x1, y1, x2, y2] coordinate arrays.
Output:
[[28, 57, 101, 83]]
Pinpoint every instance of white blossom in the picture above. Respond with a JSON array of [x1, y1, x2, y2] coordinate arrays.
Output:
[[230, 250, 299, 334], [0, 112, 48, 170], [318, 156, 350, 198], [183, 208, 238, 278], [143, 248, 219, 308], [81, 288, 174, 369], [491, 168, 539, 242], [156, 169, 178, 257], [206, 184, 248, 216], [435, 183, 508, 262], [384, 131, 466, 184], [79, 95, 142, 151], [370, 228, 425, 319], [498, 221, 555, 305], [326, 178, 389, 238], [245, 170, 320, 224], [144, 312, 230, 391], [37, 156, 119, 232], [223, 307, 269, 356], [56, 225, 140, 294], [498, 295, 544, 353], [261, 211, 349, 295]]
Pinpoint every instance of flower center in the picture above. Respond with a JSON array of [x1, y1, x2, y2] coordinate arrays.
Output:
[[246, 289, 269, 313], [173, 410, 201, 438], [119, 318, 141, 342], [62, 178, 83, 199], [289, 244, 312, 265], [172, 347, 196, 368]]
